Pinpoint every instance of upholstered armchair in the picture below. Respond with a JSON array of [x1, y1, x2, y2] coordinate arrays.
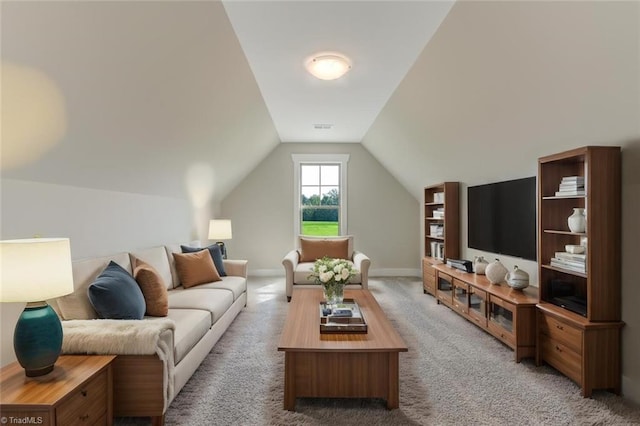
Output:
[[282, 235, 370, 302]]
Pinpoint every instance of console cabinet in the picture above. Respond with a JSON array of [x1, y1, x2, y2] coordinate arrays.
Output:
[[433, 264, 538, 362], [423, 182, 459, 296], [536, 146, 623, 397]]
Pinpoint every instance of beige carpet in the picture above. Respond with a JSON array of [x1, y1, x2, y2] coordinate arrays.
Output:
[[117, 276, 640, 425]]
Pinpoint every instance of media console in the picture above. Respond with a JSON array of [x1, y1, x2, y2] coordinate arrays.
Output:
[[424, 261, 538, 362]]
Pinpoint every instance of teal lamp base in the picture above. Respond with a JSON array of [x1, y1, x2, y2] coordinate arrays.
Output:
[[14, 302, 63, 377]]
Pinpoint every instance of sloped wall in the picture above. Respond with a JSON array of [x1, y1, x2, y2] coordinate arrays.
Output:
[[364, 1, 640, 403]]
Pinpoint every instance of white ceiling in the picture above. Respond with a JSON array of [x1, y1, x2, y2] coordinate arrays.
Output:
[[222, 1, 454, 143]]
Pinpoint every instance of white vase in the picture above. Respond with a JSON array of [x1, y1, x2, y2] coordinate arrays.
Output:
[[568, 208, 586, 233], [485, 259, 508, 284], [473, 256, 489, 275]]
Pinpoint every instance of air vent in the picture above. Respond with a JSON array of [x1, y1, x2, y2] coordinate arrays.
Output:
[[313, 124, 333, 130]]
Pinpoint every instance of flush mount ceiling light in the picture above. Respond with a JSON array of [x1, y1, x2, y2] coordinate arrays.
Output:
[[305, 53, 352, 80]]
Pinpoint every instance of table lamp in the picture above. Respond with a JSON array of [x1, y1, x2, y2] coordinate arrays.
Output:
[[208, 219, 232, 259], [0, 238, 74, 377]]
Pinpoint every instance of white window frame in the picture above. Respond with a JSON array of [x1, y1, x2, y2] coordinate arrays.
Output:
[[292, 154, 349, 237]]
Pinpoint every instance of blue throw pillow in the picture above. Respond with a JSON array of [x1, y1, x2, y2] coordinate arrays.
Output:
[[88, 261, 146, 320], [181, 244, 227, 276]]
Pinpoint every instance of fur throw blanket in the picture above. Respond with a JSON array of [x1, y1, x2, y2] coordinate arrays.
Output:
[[62, 318, 176, 410]]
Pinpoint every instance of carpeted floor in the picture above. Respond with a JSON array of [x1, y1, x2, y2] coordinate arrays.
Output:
[[116, 276, 640, 425]]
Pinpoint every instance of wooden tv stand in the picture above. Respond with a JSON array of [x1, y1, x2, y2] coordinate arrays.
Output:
[[424, 260, 538, 362]]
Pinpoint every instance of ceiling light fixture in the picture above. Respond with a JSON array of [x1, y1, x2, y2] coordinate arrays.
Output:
[[306, 53, 352, 81]]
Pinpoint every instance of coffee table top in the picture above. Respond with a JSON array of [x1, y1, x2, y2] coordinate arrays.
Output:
[[278, 289, 408, 353]]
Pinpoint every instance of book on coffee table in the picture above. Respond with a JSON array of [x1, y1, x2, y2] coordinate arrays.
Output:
[[319, 299, 368, 334]]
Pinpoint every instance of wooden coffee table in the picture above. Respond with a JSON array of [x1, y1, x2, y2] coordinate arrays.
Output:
[[277, 289, 408, 411]]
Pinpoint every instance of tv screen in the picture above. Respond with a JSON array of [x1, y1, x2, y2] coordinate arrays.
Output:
[[468, 177, 537, 261]]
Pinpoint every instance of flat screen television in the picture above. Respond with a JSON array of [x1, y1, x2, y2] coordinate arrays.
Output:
[[467, 177, 537, 261]]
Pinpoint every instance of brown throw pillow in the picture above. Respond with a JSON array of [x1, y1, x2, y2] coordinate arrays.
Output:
[[299, 238, 349, 262], [172, 250, 221, 288], [133, 260, 169, 317]]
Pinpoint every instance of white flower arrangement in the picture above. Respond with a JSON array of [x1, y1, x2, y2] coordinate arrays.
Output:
[[309, 256, 357, 285], [309, 256, 357, 304]]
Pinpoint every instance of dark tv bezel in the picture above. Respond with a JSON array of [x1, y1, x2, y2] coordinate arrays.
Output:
[[467, 176, 537, 262]]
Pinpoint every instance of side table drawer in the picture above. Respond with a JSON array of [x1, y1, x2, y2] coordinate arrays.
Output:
[[56, 369, 108, 425], [540, 334, 582, 385], [539, 314, 582, 353]]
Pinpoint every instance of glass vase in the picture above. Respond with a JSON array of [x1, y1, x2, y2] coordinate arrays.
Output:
[[334, 283, 345, 304], [322, 283, 336, 306]]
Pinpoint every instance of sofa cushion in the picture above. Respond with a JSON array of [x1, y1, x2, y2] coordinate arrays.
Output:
[[57, 252, 132, 320], [129, 246, 173, 291], [167, 287, 233, 324], [299, 237, 349, 262], [133, 260, 169, 317], [165, 241, 201, 288], [165, 308, 211, 364], [293, 261, 362, 285], [88, 261, 146, 320], [181, 244, 227, 277], [172, 250, 221, 288], [194, 276, 246, 301]]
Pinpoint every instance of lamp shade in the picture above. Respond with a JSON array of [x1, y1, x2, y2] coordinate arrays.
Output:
[[0, 238, 74, 302], [208, 220, 232, 240]]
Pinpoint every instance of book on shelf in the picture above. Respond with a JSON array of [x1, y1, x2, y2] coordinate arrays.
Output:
[[558, 183, 585, 190], [554, 190, 586, 197], [554, 251, 587, 262], [550, 258, 586, 273], [561, 176, 585, 182], [551, 256, 585, 268]]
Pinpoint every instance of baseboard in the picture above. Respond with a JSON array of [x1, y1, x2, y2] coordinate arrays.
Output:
[[249, 268, 421, 278]]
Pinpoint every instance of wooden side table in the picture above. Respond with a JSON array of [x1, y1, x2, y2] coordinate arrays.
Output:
[[0, 355, 115, 426]]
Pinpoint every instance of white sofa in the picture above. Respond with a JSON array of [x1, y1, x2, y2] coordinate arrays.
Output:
[[51, 242, 247, 426], [281, 235, 370, 302]]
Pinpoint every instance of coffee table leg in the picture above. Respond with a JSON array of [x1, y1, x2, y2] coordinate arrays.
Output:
[[386, 352, 400, 409], [284, 352, 296, 411]]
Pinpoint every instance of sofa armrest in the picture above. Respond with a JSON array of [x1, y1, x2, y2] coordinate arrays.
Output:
[[352, 251, 370, 290], [223, 259, 248, 278], [282, 250, 300, 301]]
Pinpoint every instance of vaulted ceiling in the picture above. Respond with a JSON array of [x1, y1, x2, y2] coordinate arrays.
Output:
[[2, 1, 638, 204], [223, 1, 453, 143]]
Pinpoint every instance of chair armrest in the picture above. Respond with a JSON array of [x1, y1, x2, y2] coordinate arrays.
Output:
[[352, 251, 370, 290], [282, 250, 300, 301], [223, 259, 248, 278]]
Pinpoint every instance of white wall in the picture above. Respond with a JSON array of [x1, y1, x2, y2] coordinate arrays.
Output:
[[221, 143, 420, 276], [0, 179, 195, 366]]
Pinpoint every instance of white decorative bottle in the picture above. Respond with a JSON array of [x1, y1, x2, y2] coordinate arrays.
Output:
[[485, 259, 508, 285], [568, 208, 586, 233], [473, 256, 489, 275]]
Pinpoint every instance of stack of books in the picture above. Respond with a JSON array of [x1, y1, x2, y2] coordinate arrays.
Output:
[[550, 251, 586, 273], [430, 242, 445, 260], [555, 176, 585, 197], [429, 224, 444, 237], [432, 207, 445, 219]]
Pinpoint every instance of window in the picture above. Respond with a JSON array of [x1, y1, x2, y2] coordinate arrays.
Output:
[[292, 154, 349, 237]]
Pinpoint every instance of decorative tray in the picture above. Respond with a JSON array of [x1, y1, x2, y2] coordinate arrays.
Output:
[[319, 299, 368, 334]]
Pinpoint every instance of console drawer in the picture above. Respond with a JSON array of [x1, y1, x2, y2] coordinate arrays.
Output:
[[540, 334, 582, 385], [56, 369, 108, 425], [539, 314, 582, 354]]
